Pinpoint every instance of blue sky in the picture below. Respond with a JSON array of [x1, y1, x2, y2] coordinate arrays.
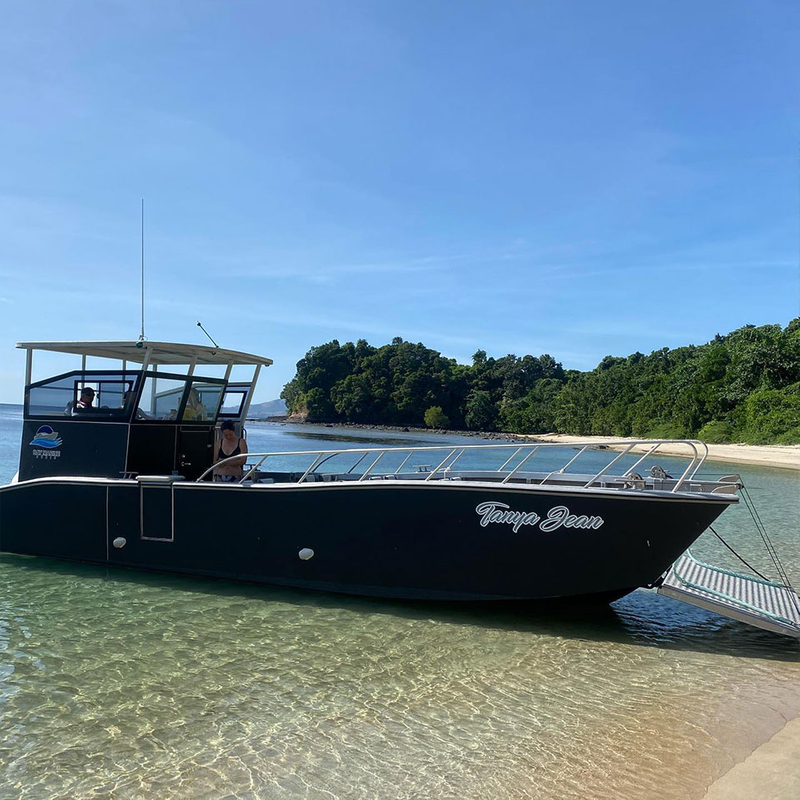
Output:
[[1, 0, 798, 403]]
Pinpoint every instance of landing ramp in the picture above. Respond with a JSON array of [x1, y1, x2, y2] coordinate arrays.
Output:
[[658, 553, 800, 639]]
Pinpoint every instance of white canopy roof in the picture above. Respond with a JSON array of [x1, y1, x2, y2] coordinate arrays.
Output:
[[16, 340, 273, 367]]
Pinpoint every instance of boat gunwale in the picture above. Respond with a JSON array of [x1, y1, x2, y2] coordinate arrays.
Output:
[[0, 473, 739, 504]]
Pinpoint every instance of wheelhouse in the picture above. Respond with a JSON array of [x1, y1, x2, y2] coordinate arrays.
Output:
[[16, 340, 272, 481]]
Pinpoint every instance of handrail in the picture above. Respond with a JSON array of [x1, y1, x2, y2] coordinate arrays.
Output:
[[359, 451, 388, 481], [198, 439, 714, 491], [297, 453, 326, 483], [554, 445, 589, 475], [424, 448, 459, 482], [625, 443, 661, 476], [583, 444, 636, 488], [393, 451, 414, 474], [347, 451, 370, 475], [501, 446, 540, 484], [498, 447, 522, 472]]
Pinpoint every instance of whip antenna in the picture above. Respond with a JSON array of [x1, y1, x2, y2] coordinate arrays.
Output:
[[139, 198, 145, 342], [196, 321, 219, 349]]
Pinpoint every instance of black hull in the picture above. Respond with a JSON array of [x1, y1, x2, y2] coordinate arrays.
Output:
[[0, 478, 733, 602]]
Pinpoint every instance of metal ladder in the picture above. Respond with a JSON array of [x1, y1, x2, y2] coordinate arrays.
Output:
[[658, 552, 800, 639]]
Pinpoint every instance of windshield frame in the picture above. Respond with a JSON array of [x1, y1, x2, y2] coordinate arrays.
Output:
[[134, 370, 227, 424]]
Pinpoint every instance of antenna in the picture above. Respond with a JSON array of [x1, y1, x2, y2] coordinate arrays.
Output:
[[139, 198, 145, 342], [196, 321, 219, 349]]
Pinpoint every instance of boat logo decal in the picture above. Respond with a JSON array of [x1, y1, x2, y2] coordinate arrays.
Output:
[[30, 425, 63, 458], [475, 502, 604, 533]]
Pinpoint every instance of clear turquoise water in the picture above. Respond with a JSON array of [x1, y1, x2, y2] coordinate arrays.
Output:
[[1, 404, 799, 799]]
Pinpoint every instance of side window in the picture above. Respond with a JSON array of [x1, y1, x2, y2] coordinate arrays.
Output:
[[181, 382, 224, 422], [138, 377, 187, 420], [219, 389, 248, 419], [95, 382, 128, 411], [28, 374, 137, 417], [77, 380, 134, 412], [28, 376, 76, 417]]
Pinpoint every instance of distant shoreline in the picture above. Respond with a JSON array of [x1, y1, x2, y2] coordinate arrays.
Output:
[[252, 418, 800, 471]]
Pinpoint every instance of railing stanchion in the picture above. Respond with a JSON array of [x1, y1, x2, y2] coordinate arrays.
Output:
[[394, 451, 414, 475], [298, 454, 325, 483], [672, 442, 700, 492], [498, 448, 522, 472], [359, 451, 387, 481], [425, 449, 458, 482], [347, 452, 369, 475], [625, 443, 661, 476], [555, 445, 589, 476], [241, 453, 269, 483], [446, 448, 466, 474], [501, 446, 539, 484], [583, 444, 635, 488]]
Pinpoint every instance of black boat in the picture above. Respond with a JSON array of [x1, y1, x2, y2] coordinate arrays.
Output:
[[2, 340, 799, 637]]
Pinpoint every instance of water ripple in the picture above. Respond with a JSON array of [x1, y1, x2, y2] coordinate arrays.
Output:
[[1, 556, 799, 800]]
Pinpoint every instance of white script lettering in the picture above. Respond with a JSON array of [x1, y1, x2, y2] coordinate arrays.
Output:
[[475, 502, 540, 533], [475, 502, 603, 533]]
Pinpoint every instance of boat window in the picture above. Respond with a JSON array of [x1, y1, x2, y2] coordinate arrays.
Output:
[[218, 388, 248, 419], [181, 381, 224, 422], [27, 372, 138, 418], [81, 380, 133, 413], [137, 376, 187, 421], [28, 375, 77, 417]]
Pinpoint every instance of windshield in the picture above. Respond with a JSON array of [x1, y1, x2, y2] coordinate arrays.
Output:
[[136, 373, 226, 422], [181, 382, 225, 422]]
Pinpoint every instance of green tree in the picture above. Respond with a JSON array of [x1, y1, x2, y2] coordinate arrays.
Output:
[[281, 320, 800, 444], [304, 387, 335, 421], [424, 406, 450, 428], [738, 387, 800, 444], [465, 390, 496, 430]]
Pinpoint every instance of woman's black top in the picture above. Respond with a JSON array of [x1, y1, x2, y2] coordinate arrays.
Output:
[[218, 440, 242, 462]]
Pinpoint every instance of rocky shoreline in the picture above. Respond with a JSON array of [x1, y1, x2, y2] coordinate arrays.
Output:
[[254, 416, 524, 441]]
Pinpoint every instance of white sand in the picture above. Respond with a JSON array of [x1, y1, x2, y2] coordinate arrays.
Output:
[[520, 434, 800, 471], [703, 715, 800, 800]]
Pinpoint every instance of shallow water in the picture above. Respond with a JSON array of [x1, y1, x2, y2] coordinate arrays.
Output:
[[1, 405, 799, 799]]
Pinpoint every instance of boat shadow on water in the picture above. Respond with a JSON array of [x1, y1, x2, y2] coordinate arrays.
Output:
[[3, 554, 798, 663]]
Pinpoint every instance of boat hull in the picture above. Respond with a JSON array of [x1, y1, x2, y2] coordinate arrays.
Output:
[[0, 478, 734, 601]]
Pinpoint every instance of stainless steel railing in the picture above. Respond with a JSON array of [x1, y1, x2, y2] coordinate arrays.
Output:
[[198, 439, 710, 493]]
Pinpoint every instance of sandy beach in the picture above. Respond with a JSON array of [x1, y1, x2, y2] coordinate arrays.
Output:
[[520, 434, 800, 471], [703, 715, 800, 799], [277, 419, 800, 472]]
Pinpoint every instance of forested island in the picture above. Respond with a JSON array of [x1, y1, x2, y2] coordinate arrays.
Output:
[[280, 320, 800, 445]]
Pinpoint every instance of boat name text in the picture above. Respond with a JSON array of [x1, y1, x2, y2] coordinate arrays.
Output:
[[475, 502, 604, 533]]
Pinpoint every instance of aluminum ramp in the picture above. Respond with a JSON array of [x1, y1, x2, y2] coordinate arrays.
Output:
[[658, 553, 800, 639]]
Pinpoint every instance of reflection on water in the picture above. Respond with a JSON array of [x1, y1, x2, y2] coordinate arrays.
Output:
[[1, 410, 799, 799]]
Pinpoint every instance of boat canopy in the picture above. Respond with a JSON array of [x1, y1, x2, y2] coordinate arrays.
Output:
[[16, 340, 273, 367], [16, 339, 273, 481]]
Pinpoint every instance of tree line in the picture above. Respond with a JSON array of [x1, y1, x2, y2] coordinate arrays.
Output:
[[280, 319, 800, 444]]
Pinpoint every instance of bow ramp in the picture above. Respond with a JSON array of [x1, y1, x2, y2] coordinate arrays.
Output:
[[658, 553, 800, 639]]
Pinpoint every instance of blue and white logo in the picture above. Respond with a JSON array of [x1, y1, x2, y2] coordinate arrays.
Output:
[[30, 425, 63, 449]]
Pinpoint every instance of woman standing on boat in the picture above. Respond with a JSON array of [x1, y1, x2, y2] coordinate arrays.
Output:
[[214, 420, 248, 481]]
